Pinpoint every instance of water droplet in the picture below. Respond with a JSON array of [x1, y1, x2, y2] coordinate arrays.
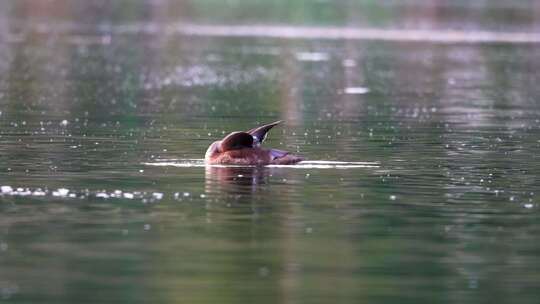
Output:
[[96, 192, 109, 199], [257, 266, 270, 277], [123, 192, 134, 199], [342, 59, 356, 67], [344, 87, 369, 94], [1, 186, 13, 194], [52, 188, 69, 197], [295, 52, 329, 62], [33, 189, 46, 196]]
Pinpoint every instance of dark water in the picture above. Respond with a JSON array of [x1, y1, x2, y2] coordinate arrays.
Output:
[[1, 1, 540, 303]]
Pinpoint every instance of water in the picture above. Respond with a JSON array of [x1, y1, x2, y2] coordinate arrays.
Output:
[[2, 1, 540, 303]]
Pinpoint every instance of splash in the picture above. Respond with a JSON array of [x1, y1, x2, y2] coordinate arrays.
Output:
[[0, 186, 166, 202], [143, 159, 380, 169]]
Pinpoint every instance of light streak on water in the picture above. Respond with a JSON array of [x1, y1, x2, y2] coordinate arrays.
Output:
[[143, 159, 381, 169], [12, 22, 540, 44]]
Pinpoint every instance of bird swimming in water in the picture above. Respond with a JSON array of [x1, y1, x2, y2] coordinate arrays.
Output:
[[205, 121, 304, 165]]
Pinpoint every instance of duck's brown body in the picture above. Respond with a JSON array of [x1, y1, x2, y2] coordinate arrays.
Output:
[[207, 147, 303, 165], [205, 121, 303, 165]]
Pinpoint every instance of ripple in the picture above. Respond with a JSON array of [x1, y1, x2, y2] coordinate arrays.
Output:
[[143, 159, 380, 169], [19, 22, 540, 44]]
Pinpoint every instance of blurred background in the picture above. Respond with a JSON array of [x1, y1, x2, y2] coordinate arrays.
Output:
[[1, 1, 540, 304]]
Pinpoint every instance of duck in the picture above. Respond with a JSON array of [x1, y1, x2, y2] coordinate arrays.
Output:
[[205, 121, 304, 165]]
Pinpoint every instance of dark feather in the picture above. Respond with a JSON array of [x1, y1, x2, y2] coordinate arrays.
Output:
[[246, 121, 282, 145], [219, 132, 254, 152]]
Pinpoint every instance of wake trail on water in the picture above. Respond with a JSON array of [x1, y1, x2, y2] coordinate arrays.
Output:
[[143, 159, 380, 169]]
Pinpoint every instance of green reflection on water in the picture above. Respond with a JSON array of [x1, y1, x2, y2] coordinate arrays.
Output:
[[1, 1, 540, 304]]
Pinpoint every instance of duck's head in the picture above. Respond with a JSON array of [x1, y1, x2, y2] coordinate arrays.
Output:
[[204, 131, 255, 162], [204, 141, 221, 161]]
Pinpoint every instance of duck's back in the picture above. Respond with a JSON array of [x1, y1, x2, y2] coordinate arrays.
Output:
[[209, 148, 303, 165], [210, 148, 272, 165]]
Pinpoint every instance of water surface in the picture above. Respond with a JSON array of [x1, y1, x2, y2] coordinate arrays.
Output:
[[1, 1, 540, 303]]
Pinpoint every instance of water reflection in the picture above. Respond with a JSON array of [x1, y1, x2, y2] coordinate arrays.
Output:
[[205, 166, 270, 195], [1, 1, 540, 304]]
